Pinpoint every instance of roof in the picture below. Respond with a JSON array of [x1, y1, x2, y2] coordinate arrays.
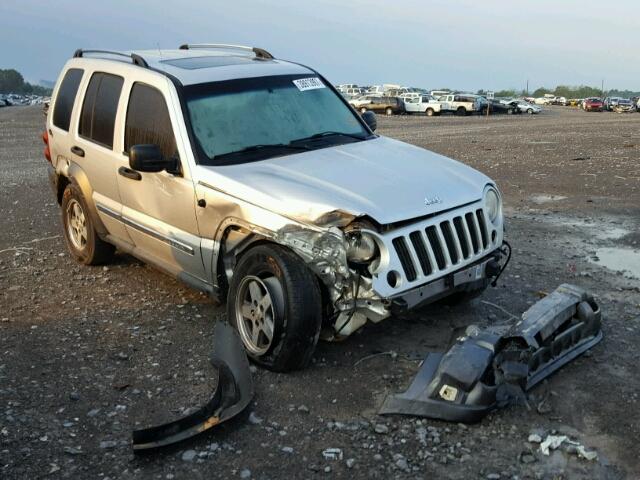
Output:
[[73, 46, 314, 86]]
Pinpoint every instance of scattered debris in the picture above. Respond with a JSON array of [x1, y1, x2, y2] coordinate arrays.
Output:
[[380, 284, 602, 422], [540, 435, 568, 455], [131, 321, 254, 451], [539, 434, 598, 461], [322, 448, 343, 461], [354, 351, 398, 367], [528, 433, 543, 443]]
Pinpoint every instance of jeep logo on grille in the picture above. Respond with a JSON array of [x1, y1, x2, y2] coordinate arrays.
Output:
[[424, 195, 443, 206]]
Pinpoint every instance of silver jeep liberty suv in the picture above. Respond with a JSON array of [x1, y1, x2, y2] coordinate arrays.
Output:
[[45, 44, 506, 371]]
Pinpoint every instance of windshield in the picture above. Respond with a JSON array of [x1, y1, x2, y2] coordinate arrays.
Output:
[[183, 74, 370, 165]]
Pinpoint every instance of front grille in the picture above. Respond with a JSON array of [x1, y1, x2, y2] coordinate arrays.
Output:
[[391, 208, 492, 282]]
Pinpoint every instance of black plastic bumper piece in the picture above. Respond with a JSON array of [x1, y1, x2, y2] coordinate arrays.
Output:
[[132, 321, 254, 451], [379, 283, 602, 423]]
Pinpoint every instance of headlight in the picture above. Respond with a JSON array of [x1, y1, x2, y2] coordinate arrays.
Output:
[[345, 231, 378, 263], [484, 187, 501, 224]]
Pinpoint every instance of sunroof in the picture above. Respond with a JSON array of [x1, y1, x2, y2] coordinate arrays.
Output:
[[161, 55, 267, 70]]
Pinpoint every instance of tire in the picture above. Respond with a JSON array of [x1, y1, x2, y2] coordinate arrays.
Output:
[[385, 107, 393, 116], [360, 107, 367, 113], [527, 108, 533, 114], [61, 183, 115, 265], [456, 107, 466, 116], [227, 244, 322, 372], [507, 108, 513, 115], [425, 108, 434, 117]]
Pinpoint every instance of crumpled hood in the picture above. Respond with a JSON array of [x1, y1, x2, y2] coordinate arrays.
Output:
[[197, 136, 494, 226]]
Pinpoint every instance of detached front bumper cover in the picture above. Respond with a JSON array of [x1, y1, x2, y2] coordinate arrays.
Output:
[[132, 321, 254, 451], [380, 283, 602, 423]]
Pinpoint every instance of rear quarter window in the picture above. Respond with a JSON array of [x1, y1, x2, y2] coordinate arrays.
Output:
[[79, 72, 124, 149], [52, 68, 84, 131]]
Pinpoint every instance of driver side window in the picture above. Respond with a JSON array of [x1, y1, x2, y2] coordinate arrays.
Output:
[[125, 83, 178, 161]]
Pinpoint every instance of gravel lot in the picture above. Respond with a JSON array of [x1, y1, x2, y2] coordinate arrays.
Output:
[[1, 106, 639, 479]]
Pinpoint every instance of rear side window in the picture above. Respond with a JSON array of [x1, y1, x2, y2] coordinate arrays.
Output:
[[124, 83, 177, 159], [52, 68, 84, 131], [79, 72, 124, 149]]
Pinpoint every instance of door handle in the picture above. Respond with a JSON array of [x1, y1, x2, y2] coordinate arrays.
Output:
[[118, 166, 142, 181], [70, 145, 85, 157]]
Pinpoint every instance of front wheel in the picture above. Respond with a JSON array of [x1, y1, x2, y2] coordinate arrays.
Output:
[[61, 184, 115, 265], [227, 244, 322, 372], [527, 108, 533, 114], [385, 107, 393, 116], [360, 107, 367, 113]]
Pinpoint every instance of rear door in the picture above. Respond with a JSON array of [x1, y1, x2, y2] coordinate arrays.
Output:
[[115, 76, 206, 282], [72, 71, 131, 241], [48, 67, 84, 171]]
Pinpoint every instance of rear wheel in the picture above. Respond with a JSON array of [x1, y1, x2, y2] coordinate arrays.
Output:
[[425, 108, 434, 117], [527, 108, 533, 114], [227, 244, 322, 372], [385, 107, 393, 116], [61, 184, 114, 265], [456, 106, 466, 116]]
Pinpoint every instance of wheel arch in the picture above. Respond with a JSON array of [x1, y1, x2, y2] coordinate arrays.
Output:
[[211, 217, 348, 313], [59, 162, 108, 237]]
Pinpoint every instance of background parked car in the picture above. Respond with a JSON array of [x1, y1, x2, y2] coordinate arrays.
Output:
[[582, 98, 603, 111], [603, 97, 622, 111], [358, 96, 404, 115], [514, 99, 542, 114], [481, 99, 519, 115], [349, 95, 375, 109], [438, 93, 484, 115], [404, 95, 442, 116], [612, 98, 633, 113]]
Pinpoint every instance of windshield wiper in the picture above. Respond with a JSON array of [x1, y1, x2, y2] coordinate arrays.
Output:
[[214, 143, 311, 159], [290, 131, 369, 143]]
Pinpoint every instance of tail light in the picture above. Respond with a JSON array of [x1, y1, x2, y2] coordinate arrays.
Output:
[[42, 130, 51, 162]]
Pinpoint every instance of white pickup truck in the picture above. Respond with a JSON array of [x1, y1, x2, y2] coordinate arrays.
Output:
[[437, 94, 484, 116], [404, 95, 442, 116]]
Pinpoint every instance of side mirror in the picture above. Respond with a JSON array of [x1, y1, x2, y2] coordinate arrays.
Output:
[[361, 110, 377, 132], [129, 144, 174, 173]]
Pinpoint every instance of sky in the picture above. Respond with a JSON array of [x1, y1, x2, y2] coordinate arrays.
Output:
[[1, 0, 638, 92]]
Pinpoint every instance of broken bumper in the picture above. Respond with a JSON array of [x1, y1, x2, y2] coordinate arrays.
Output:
[[132, 322, 254, 451], [389, 252, 502, 313], [380, 283, 602, 422]]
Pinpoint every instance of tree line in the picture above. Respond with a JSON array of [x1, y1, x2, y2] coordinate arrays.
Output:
[[0, 69, 52, 95]]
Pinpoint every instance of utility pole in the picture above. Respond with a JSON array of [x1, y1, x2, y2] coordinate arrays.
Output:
[[601, 79, 604, 98], [526, 79, 529, 96]]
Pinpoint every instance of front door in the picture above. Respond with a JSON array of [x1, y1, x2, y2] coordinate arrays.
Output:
[[115, 77, 207, 283]]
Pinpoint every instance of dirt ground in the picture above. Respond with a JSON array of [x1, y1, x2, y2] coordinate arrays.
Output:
[[1, 106, 639, 479]]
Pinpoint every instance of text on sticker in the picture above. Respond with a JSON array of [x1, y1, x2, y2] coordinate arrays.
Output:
[[293, 77, 325, 91]]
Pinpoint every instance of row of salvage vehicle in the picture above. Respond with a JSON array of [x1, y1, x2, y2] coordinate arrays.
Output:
[[342, 90, 542, 116]]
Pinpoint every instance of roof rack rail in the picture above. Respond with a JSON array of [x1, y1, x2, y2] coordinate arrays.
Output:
[[73, 49, 149, 68], [178, 43, 274, 60]]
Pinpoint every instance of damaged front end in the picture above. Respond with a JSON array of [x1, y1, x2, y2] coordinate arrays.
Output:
[[380, 284, 602, 422], [217, 196, 507, 340]]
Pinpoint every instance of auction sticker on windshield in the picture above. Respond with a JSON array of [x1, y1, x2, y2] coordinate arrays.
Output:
[[293, 77, 325, 91]]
